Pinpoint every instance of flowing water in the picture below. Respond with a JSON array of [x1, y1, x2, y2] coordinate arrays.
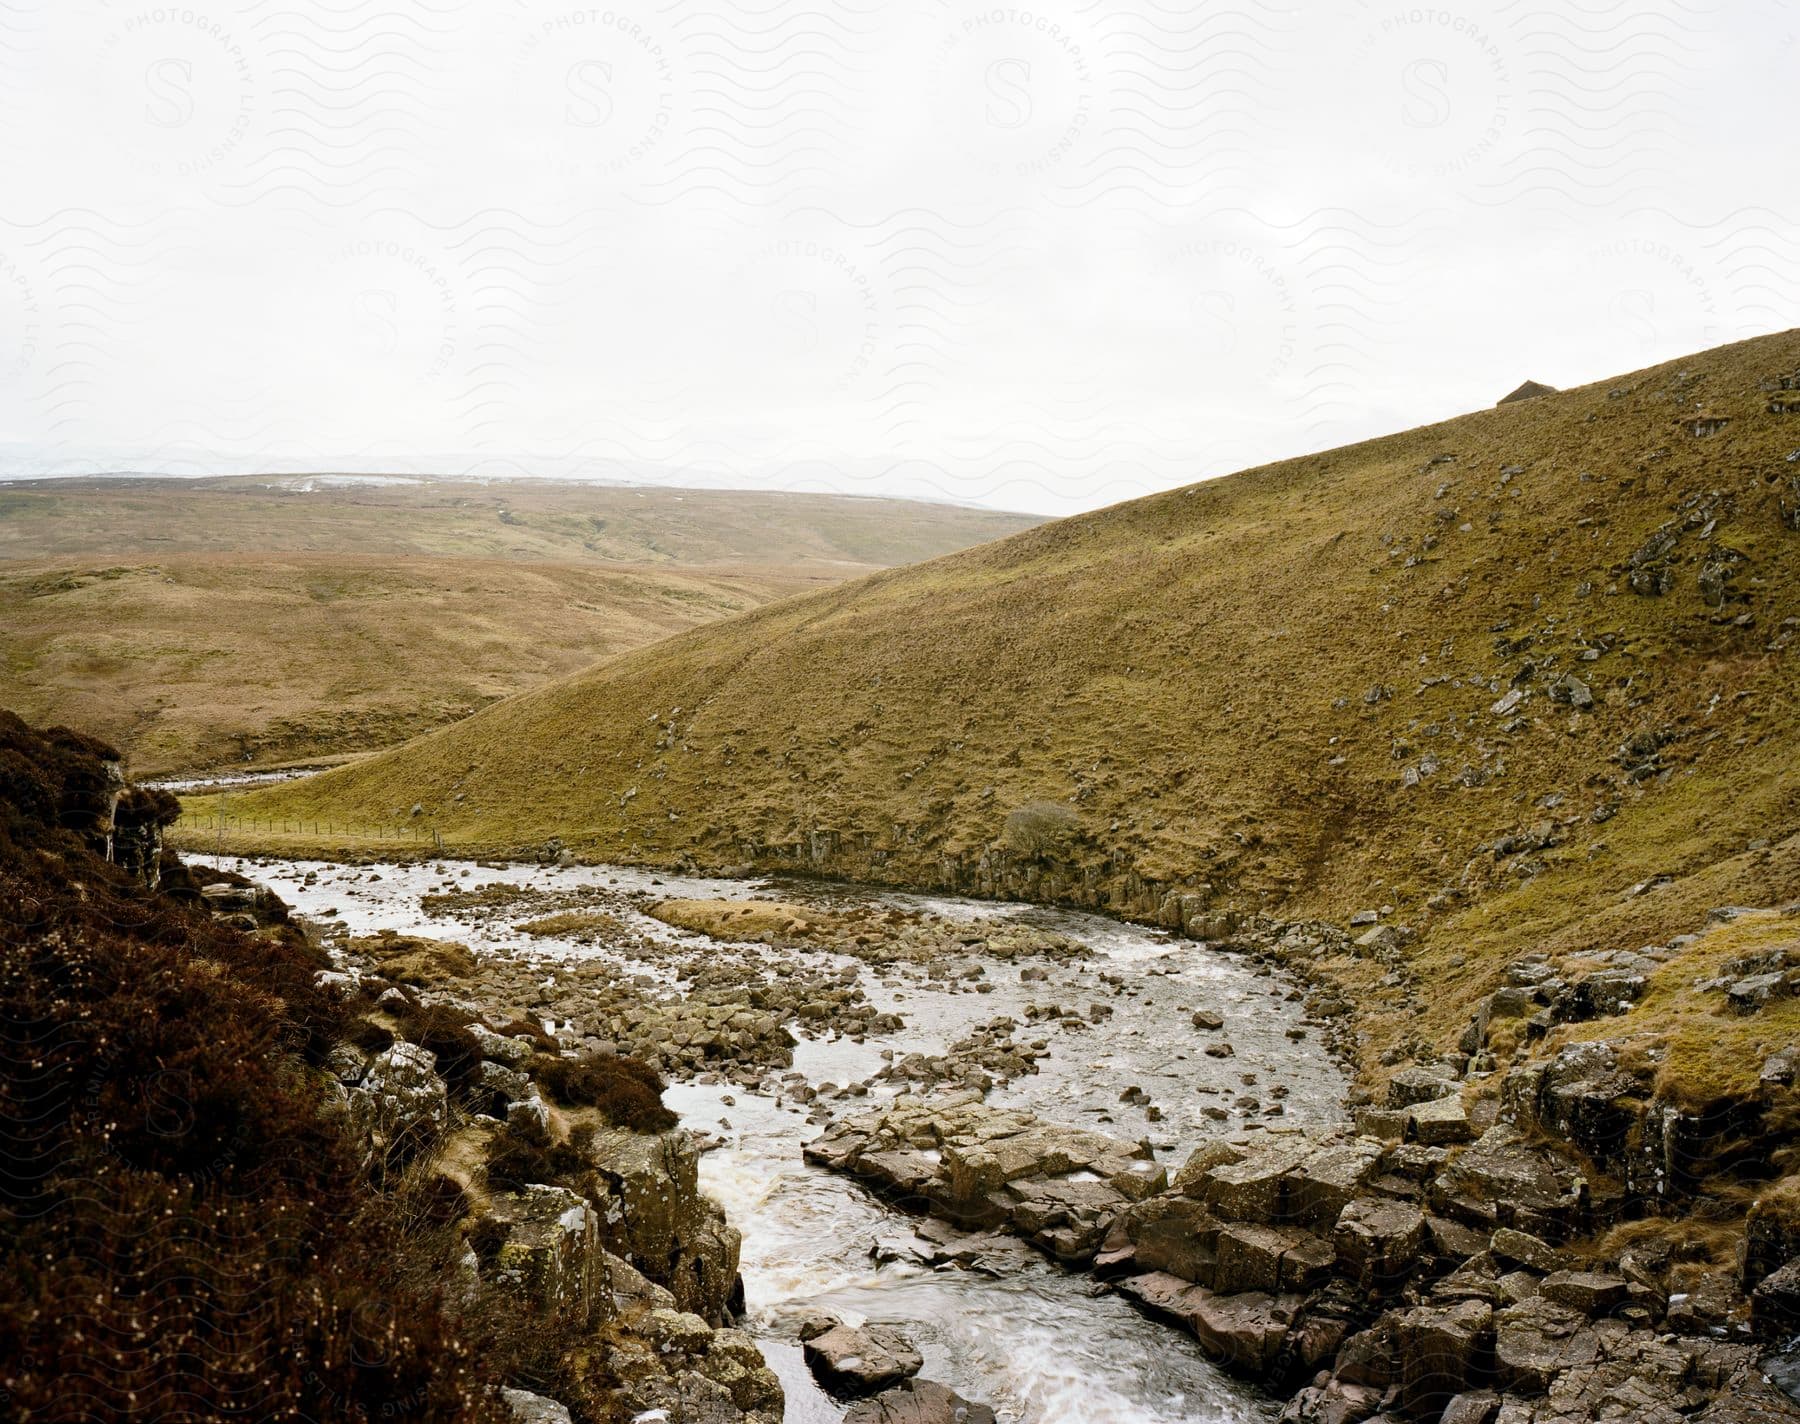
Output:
[[223, 855, 1349, 1424]]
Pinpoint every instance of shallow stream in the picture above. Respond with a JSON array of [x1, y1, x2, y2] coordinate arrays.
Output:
[[225, 855, 1349, 1424]]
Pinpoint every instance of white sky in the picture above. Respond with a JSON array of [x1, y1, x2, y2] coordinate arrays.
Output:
[[1, 0, 1796, 514]]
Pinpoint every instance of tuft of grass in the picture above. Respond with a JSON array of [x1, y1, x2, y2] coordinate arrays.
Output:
[[352, 930, 477, 986], [513, 909, 633, 939]]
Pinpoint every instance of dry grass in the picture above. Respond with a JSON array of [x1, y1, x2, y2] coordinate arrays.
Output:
[[0, 479, 1036, 776], [349, 931, 478, 987], [0, 474, 1041, 566], [1556, 906, 1800, 1109], [0, 554, 823, 775], [208, 330, 1800, 1071], [648, 898, 826, 941], [512, 909, 634, 938]]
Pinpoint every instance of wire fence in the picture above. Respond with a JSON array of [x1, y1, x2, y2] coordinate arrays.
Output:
[[170, 815, 444, 852]]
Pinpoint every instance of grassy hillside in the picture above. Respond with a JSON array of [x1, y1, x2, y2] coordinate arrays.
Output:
[[0, 479, 1038, 774], [0, 556, 826, 776], [212, 332, 1800, 1065], [0, 475, 1040, 568]]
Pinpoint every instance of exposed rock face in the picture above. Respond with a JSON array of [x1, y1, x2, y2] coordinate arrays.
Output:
[[481, 1185, 605, 1327], [345, 1041, 449, 1162], [596, 1308, 783, 1424], [586, 1125, 742, 1323], [806, 1097, 1800, 1422], [804, 1092, 1165, 1261]]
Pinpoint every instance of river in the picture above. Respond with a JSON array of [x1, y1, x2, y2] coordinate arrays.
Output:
[[221, 854, 1349, 1424]]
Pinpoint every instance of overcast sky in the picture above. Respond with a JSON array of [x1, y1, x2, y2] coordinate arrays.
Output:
[[1, 1, 1795, 513]]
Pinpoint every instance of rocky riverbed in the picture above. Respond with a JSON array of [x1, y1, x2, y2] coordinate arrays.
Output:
[[210, 852, 1800, 1424], [216, 852, 1347, 1421]]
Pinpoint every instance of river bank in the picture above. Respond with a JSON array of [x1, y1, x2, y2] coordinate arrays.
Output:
[[216, 852, 1355, 1421], [210, 849, 1800, 1424]]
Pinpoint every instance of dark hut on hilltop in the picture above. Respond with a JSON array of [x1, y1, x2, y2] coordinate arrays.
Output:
[[1497, 379, 1557, 407]]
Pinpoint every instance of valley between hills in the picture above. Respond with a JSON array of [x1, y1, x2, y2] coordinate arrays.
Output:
[[9, 332, 1800, 1424]]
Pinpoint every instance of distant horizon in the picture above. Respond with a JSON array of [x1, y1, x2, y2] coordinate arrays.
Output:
[[2, 323, 1785, 516]]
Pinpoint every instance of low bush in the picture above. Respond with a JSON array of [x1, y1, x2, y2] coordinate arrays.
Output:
[[1002, 799, 1081, 859], [484, 1117, 597, 1193], [532, 1052, 677, 1132], [0, 710, 503, 1423]]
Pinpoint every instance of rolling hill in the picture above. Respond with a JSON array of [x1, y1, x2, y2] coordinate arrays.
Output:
[[209, 332, 1800, 1066], [0, 475, 1039, 568], [0, 478, 1040, 774]]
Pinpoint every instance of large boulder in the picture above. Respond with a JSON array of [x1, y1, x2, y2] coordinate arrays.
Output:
[[842, 1378, 997, 1424], [1278, 1379, 1385, 1424], [1178, 1130, 1381, 1229], [803, 1321, 924, 1398], [1334, 1199, 1426, 1289], [1121, 1194, 1223, 1282], [481, 1184, 606, 1327], [1504, 1042, 1642, 1173], [1752, 1258, 1800, 1339], [1395, 1300, 1493, 1415], [1434, 1126, 1574, 1234], [1119, 1272, 1299, 1376], [1492, 1295, 1599, 1393]]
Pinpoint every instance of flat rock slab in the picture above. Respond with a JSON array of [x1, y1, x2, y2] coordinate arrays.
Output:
[[1119, 1271, 1300, 1376], [803, 1322, 924, 1397], [843, 1378, 998, 1424], [805, 1092, 1163, 1243]]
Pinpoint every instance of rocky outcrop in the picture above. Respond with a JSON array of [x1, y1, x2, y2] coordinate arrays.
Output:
[[345, 1040, 450, 1163], [803, 1092, 1166, 1262], [843, 1378, 998, 1424], [809, 1098, 1800, 1422], [586, 1124, 742, 1323]]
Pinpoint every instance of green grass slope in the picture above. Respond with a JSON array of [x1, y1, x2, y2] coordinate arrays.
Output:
[[221, 333, 1800, 1060]]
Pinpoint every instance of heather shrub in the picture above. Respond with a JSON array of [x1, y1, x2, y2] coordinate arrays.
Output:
[[0, 711, 504, 1423], [532, 1052, 677, 1132], [483, 1116, 598, 1193]]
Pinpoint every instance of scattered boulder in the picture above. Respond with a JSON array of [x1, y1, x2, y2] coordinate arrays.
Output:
[[803, 1320, 924, 1398], [501, 1388, 574, 1424], [842, 1378, 997, 1424]]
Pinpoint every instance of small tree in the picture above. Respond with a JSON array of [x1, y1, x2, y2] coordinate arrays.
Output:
[[1003, 800, 1080, 859]]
